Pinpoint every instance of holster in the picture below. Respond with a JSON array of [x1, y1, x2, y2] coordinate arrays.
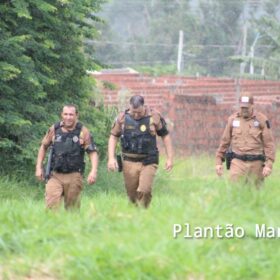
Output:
[[225, 151, 234, 170], [116, 154, 123, 172]]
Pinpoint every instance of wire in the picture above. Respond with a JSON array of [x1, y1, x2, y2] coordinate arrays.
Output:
[[87, 40, 273, 49]]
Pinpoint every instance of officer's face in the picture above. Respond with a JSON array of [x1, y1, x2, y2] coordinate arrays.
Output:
[[130, 105, 145, 120], [61, 106, 78, 128], [240, 105, 253, 118]]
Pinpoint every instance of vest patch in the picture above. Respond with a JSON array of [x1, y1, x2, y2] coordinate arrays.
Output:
[[52, 122, 85, 173], [121, 114, 157, 155]]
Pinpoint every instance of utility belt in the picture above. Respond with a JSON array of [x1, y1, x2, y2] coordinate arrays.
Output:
[[233, 153, 265, 162], [123, 153, 159, 165], [123, 155, 146, 162], [53, 167, 84, 174]]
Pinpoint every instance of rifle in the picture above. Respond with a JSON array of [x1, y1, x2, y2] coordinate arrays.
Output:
[[116, 154, 123, 172], [44, 145, 54, 182]]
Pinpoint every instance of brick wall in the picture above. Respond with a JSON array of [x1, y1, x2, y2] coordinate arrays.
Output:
[[92, 71, 280, 153], [162, 94, 280, 154]]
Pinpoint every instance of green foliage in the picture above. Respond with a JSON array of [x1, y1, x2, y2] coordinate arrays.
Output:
[[135, 65, 177, 76], [0, 0, 109, 174], [0, 156, 280, 279], [135, 64, 206, 77], [102, 80, 117, 90], [197, 0, 244, 76], [232, 0, 280, 79], [94, 0, 279, 78], [94, 0, 245, 76], [254, 13, 280, 79]]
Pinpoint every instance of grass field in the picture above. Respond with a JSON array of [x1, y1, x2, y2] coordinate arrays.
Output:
[[0, 155, 279, 280]]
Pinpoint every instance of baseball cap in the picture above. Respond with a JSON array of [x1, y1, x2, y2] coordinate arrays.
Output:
[[239, 92, 254, 107]]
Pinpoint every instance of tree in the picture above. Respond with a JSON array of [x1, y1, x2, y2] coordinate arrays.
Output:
[[0, 0, 107, 173], [197, 0, 244, 76], [251, 0, 280, 79], [93, 0, 201, 74], [93, 0, 247, 76], [230, 0, 280, 79]]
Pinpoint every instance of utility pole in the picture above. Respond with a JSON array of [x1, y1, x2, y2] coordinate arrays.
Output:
[[249, 33, 260, 75], [240, 22, 247, 75], [177, 30, 184, 74]]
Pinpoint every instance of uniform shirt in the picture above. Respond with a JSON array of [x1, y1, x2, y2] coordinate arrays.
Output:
[[41, 121, 94, 153], [216, 110, 275, 169], [110, 106, 167, 138]]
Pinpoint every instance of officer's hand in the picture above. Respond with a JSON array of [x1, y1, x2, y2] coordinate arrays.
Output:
[[87, 170, 97, 185], [262, 166, 272, 177], [216, 164, 223, 176], [35, 167, 44, 182], [165, 159, 173, 172], [107, 159, 118, 172]]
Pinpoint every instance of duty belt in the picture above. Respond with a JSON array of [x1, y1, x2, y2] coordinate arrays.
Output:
[[233, 153, 265, 162], [123, 155, 147, 162]]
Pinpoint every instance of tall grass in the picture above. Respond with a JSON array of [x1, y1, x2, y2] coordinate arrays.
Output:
[[0, 155, 279, 279]]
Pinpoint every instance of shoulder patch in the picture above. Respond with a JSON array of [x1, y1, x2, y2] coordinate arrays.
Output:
[[253, 120, 260, 127]]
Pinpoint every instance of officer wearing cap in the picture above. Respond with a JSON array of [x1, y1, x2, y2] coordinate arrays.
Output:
[[107, 95, 173, 208], [215, 92, 275, 186], [35, 104, 98, 209]]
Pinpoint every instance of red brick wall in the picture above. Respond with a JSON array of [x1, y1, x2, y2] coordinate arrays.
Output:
[[162, 94, 280, 154], [92, 72, 280, 153]]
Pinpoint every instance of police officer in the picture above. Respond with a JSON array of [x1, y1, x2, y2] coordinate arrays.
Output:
[[107, 95, 173, 208], [35, 104, 98, 209], [215, 92, 275, 187]]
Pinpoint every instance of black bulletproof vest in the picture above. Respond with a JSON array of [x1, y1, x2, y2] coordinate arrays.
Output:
[[120, 113, 157, 155], [52, 122, 85, 173]]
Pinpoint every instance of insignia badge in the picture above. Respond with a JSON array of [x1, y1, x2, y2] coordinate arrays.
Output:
[[140, 124, 147, 132], [253, 120, 259, 127], [241, 96, 249, 103], [232, 120, 240, 127], [73, 135, 79, 143], [55, 135, 62, 142]]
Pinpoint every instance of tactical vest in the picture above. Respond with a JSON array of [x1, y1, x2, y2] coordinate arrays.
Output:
[[51, 122, 85, 173], [120, 113, 158, 155]]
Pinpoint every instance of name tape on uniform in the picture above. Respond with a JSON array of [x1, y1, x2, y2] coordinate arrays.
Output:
[[232, 120, 240, 127]]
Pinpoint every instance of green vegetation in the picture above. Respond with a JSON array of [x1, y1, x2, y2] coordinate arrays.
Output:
[[0, 0, 109, 173], [94, 0, 280, 79], [1, 1, 280, 277], [0, 155, 279, 279]]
